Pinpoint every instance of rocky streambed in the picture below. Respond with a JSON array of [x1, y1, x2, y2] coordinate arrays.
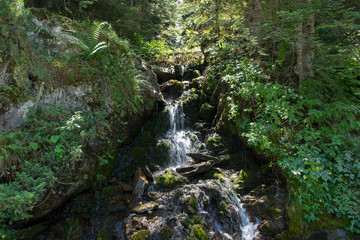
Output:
[[12, 64, 349, 240]]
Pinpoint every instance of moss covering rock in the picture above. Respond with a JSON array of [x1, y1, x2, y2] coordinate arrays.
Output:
[[160, 79, 184, 99], [155, 169, 182, 189], [205, 134, 227, 153], [199, 103, 216, 122], [231, 169, 254, 190], [190, 224, 208, 240], [160, 226, 170, 240], [130, 230, 150, 240]]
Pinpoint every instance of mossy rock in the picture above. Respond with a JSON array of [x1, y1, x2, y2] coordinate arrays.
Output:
[[180, 193, 198, 214], [160, 79, 184, 99], [155, 169, 182, 189], [130, 230, 150, 240], [180, 92, 200, 123], [190, 225, 208, 240], [189, 193, 198, 213], [154, 139, 170, 165], [183, 215, 206, 229], [199, 103, 216, 122], [160, 226, 170, 240], [205, 134, 226, 153], [156, 139, 171, 150], [126, 146, 149, 171], [231, 169, 254, 190], [219, 201, 229, 215], [205, 169, 225, 182]]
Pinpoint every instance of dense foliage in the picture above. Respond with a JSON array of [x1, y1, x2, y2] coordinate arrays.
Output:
[[185, 0, 360, 234], [0, 105, 109, 223], [0, 0, 141, 225], [1, 0, 359, 236]]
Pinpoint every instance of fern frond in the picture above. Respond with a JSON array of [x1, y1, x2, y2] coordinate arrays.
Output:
[[89, 41, 109, 57], [92, 22, 109, 43], [65, 35, 91, 54]]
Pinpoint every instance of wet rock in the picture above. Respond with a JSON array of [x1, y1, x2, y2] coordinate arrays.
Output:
[[176, 161, 215, 176], [205, 133, 227, 153], [130, 230, 150, 240], [126, 216, 148, 237], [0, 100, 35, 133], [199, 103, 216, 122], [187, 152, 220, 163], [143, 165, 154, 182], [155, 169, 186, 189], [189, 76, 205, 89], [160, 80, 184, 99], [151, 65, 176, 83], [132, 201, 158, 214], [209, 231, 233, 240], [133, 168, 149, 198], [175, 65, 186, 80], [242, 184, 287, 238], [230, 169, 255, 190]]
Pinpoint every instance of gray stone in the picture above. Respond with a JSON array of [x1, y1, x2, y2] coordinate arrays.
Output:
[[186, 153, 220, 163], [160, 80, 184, 99], [133, 168, 149, 198], [132, 201, 158, 214], [0, 100, 35, 133], [151, 65, 176, 83], [176, 161, 215, 176]]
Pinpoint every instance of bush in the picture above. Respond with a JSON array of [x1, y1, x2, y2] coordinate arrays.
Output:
[[0, 105, 109, 224], [219, 56, 360, 232]]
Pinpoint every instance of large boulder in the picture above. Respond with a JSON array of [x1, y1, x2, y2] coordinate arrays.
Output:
[[199, 103, 216, 122], [151, 65, 176, 83], [160, 79, 184, 99]]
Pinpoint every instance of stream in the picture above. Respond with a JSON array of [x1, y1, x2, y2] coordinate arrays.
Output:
[[116, 87, 260, 239], [17, 68, 285, 240]]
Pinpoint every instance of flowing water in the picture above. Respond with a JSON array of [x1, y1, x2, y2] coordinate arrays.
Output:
[[150, 96, 260, 239], [164, 101, 196, 167]]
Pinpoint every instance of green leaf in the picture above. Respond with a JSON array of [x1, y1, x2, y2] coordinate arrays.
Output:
[[50, 135, 60, 144], [29, 142, 39, 150]]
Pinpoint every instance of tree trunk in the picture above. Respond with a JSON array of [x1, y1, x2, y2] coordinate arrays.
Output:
[[294, 0, 315, 84]]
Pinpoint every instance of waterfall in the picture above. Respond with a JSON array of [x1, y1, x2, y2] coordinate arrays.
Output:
[[164, 102, 195, 167], [156, 100, 260, 239]]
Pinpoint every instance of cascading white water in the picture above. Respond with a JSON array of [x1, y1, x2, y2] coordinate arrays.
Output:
[[165, 102, 195, 167], [197, 178, 260, 240], [227, 186, 260, 240]]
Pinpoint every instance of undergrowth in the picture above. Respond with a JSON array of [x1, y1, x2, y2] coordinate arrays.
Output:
[[0, 105, 109, 224], [212, 55, 360, 233]]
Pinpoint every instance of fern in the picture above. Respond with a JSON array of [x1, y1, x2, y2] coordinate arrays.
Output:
[[66, 21, 110, 59]]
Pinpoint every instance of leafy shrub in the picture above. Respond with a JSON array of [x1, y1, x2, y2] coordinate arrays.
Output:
[[219, 57, 360, 232], [0, 104, 109, 224]]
